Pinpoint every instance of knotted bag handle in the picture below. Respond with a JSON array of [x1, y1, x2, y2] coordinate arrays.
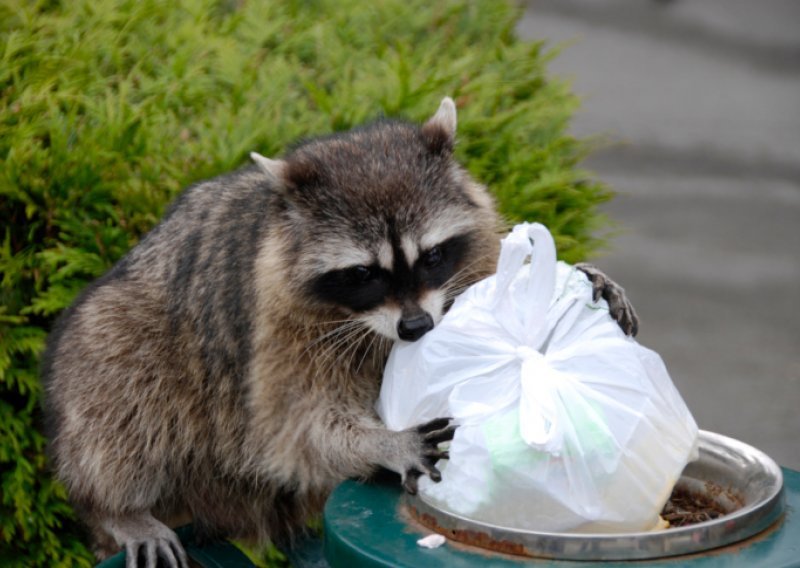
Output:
[[490, 224, 565, 450]]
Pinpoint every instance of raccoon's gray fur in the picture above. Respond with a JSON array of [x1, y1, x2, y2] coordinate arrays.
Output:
[[42, 98, 638, 566]]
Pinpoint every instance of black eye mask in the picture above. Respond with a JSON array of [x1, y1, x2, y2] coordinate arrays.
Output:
[[308, 233, 473, 313]]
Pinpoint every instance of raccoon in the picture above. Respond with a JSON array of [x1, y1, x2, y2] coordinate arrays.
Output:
[[42, 98, 638, 567]]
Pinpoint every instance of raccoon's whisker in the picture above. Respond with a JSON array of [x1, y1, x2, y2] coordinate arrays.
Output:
[[302, 320, 363, 356], [360, 330, 382, 373], [316, 329, 360, 382], [306, 322, 360, 349], [355, 330, 380, 374], [310, 331, 350, 374], [342, 326, 373, 376], [313, 325, 364, 374], [354, 334, 374, 375], [314, 317, 363, 327], [313, 319, 363, 340], [443, 255, 492, 297], [372, 336, 383, 367], [348, 327, 374, 371], [442, 274, 479, 302], [313, 322, 369, 379], [373, 335, 391, 370], [444, 279, 474, 300], [375, 337, 390, 369], [443, 257, 487, 291]]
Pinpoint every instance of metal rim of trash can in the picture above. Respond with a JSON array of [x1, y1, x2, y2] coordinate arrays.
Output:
[[405, 430, 786, 561]]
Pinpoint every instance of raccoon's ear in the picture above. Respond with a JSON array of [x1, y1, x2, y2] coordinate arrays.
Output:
[[250, 152, 288, 184], [421, 97, 457, 155]]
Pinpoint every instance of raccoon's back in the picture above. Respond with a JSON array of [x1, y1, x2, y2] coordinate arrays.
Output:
[[42, 167, 275, 481], [63, 166, 272, 372]]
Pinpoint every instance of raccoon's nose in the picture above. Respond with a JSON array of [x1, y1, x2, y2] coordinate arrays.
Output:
[[397, 313, 434, 342]]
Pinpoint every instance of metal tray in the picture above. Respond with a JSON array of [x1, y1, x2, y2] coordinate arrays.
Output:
[[405, 430, 785, 560]]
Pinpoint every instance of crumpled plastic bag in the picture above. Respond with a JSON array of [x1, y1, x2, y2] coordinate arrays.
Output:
[[377, 222, 699, 533]]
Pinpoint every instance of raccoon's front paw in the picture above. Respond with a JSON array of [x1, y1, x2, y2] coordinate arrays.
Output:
[[396, 417, 456, 495], [575, 263, 640, 337]]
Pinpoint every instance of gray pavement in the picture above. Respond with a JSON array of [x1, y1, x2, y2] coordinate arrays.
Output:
[[517, 0, 800, 469]]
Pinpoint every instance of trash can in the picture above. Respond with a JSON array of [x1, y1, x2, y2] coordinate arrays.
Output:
[[323, 432, 800, 567]]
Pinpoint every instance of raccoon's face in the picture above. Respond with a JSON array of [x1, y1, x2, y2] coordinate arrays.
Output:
[[307, 218, 477, 342], [253, 98, 499, 342]]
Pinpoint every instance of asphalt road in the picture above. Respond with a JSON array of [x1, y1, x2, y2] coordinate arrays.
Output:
[[517, 0, 800, 469]]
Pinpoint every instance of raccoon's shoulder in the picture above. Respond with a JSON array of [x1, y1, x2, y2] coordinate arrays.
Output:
[[52, 165, 277, 329], [158, 165, 274, 229], [124, 165, 275, 266]]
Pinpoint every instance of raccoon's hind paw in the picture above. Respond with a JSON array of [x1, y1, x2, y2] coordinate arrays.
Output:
[[124, 536, 188, 568], [101, 513, 189, 568], [400, 417, 456, 495], [575, 262, 640, 337]]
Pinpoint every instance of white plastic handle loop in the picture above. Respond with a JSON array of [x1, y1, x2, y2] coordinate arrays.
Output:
[[521, 223, 557, 339], [492, 223, 558, 347]]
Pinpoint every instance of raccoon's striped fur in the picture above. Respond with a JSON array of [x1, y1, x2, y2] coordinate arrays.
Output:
[[42, 99, 502, 565]]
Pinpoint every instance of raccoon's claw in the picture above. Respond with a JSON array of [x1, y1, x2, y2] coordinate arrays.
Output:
[[126, 536, 188, 568], [575, 263, 640, 336], [400, 417, 456, 495], [416, 416, 453, 434], [102, 513, 189, 568], [402, 469, 424, 495], [402, 460, 444, 495]]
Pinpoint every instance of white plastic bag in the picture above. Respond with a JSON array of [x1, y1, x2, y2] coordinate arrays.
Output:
[[377, 223, 698, 533]]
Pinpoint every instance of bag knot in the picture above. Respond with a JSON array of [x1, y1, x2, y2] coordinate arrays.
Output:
[[515, 345, 542, 362]]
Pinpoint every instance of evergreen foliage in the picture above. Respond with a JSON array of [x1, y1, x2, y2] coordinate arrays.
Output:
[[0, 0, 610, 564]]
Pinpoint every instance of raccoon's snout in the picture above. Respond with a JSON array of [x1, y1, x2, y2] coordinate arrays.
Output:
[[397, 312, 434, 342]]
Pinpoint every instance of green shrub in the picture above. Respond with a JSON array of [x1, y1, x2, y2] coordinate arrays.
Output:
[[0, 0, 610, 564]]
